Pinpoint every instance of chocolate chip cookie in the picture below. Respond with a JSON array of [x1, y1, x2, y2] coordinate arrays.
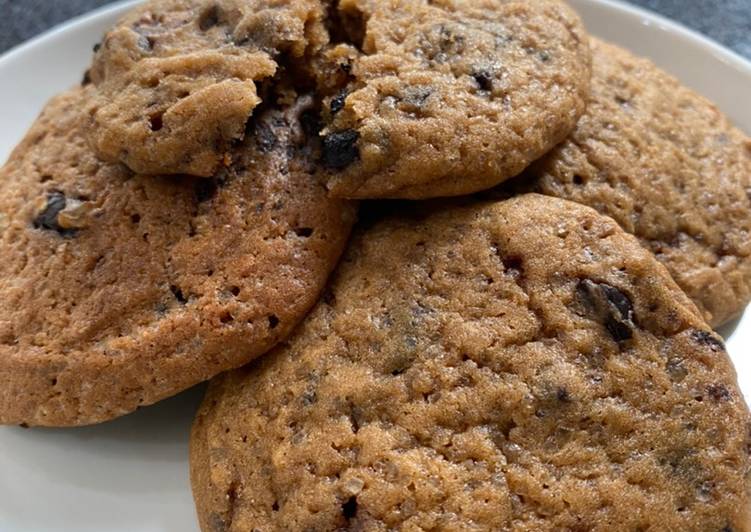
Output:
[[191, 194, 750, 531], [506, 39, 751, 328], [0, 86, 356, 427], [86, 0, 328, 176], [319, 0, 592, 198]]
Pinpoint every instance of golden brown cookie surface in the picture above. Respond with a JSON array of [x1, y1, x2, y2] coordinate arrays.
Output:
[[320, 0, 592, 198], [508, 39, 751, 327], [191, 195, 750, 531], [0, 87, 355, 426]]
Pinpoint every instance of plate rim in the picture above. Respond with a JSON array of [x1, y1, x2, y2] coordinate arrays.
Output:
[[1, 0, 750, 74], [0, 0, 141, 68], [581, 0, 751, 71]]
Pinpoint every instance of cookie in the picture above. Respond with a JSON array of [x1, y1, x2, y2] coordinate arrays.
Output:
[[319, 0, 592, 198], [0, 86, 356, 427], [506, 39, 751, 328], [86, 0, 328, 176], [191, 194, 751, 531]]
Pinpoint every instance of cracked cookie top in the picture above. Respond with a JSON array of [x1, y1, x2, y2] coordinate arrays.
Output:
[[191, 194, 750, 531], [86, 0, 591, 199], [507, 39, 751, 327], [0, 86, 355, 426]]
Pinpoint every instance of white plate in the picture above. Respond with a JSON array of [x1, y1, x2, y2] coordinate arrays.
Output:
[[0, 1, 749, 530]]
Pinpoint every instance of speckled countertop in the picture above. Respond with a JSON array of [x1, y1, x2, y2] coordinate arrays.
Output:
[[0, 0, 749, 58]]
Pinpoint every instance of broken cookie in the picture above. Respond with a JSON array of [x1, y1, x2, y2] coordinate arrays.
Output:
[[87, 0, 328, 176]]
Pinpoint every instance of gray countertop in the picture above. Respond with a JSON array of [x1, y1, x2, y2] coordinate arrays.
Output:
[[0, 0, 749, 58]]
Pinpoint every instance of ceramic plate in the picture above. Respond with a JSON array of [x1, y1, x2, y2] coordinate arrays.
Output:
[[0, 1, 749, 530]]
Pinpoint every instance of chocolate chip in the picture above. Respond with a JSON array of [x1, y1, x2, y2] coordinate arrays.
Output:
[[170, 285, 187, 305], [81, 70, 92, 86], [148, 112, 164, 131], [294, 227, 314, 238], [577, 280, 636, 342], [691, 330, 726, 353], [33, 192, 66, 229], [195, 179, 218, 203], [302, 389, 317, 406], [538, 50, 551, 62], [330, 91, 348, 115], [707, 384, 731, 402], [92, 42, 101, 53], [322, 130, 360, 169], [33, 192, 77, 238], [601, 284, 633, 321], [605, 319, 632, 341], [268, 315, 280, 329], [342, 496, 358, 520], [472, 70, 493, 91], [199, 5, 221, 31], [556, 388, 571, 402]]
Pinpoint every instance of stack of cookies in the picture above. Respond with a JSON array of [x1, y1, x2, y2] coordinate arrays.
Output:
[[1, 0, 750, 530]]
